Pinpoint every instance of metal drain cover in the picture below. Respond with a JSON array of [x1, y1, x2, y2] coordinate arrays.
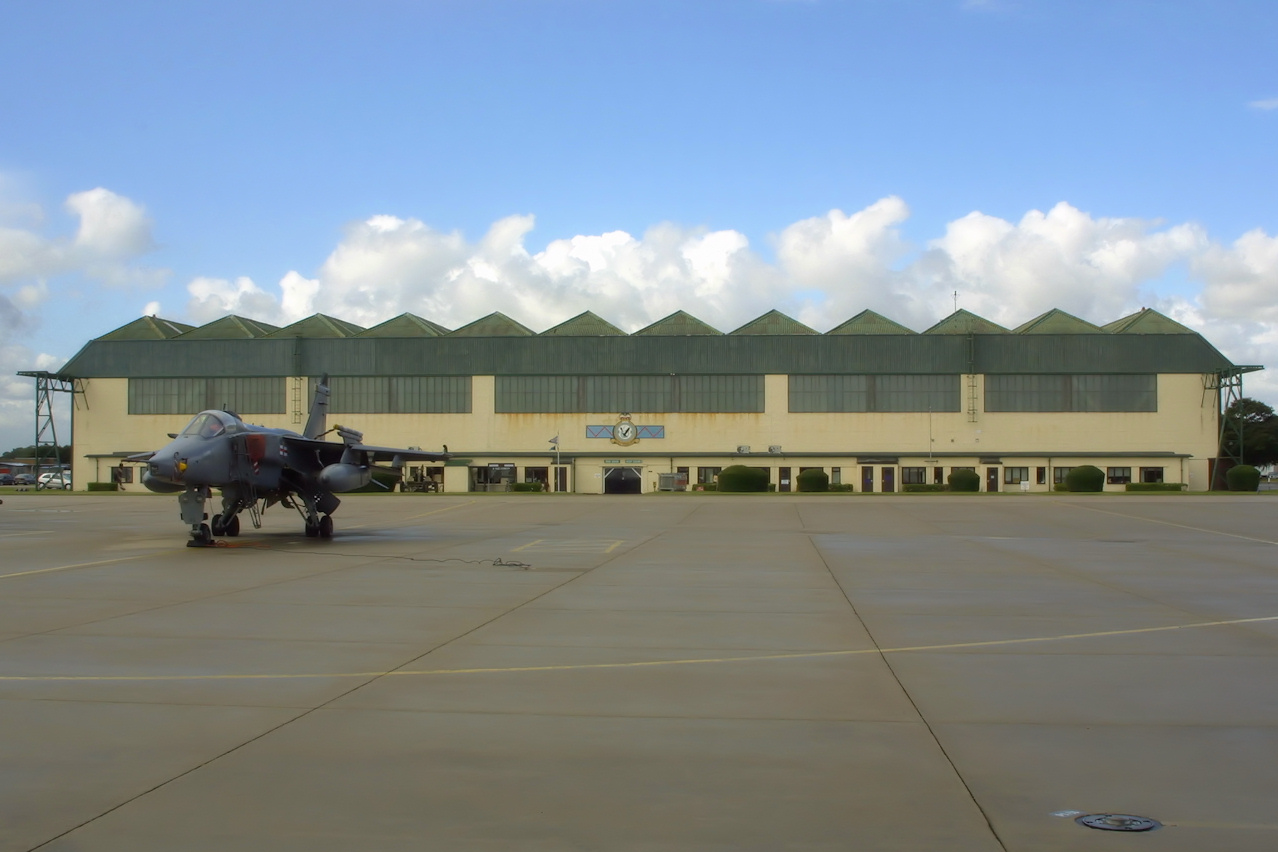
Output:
[[1076, 813, 1161, 832]]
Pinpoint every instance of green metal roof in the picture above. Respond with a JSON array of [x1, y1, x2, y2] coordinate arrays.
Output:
[[1102, 308, 1195, 334], [540, 311, 626, 336], [1013, 309, 1105, 335], [176, 315, 280, 339], [449, 312, 535, 337], [827, 310, 917, 335], [264, 314, 365, 338], [729, 310, 818, 336], [96, 315, 195, 341], [923, 309, 1009, 335], [633, 310, 722, 336], [357, 313, 451, 338], [62, 308, 1246, 380]]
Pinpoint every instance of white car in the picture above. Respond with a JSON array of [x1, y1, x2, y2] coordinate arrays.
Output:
[[37, 471, 72, 490]]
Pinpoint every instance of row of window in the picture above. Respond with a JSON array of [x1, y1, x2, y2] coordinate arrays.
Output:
[[126, 373, 1160, 415]]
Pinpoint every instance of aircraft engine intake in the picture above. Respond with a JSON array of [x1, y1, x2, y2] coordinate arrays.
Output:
[[318, 463, 371, 492], [142, 469, 185, 494]]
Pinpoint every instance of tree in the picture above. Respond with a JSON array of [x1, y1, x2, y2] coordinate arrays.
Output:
[[1221, 398, 1278, 467], [1, 444, 71, 463]]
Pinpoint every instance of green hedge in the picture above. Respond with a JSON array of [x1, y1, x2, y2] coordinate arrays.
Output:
[[1226, 464, 1261, 492], [87, 482, 118, 492], [511, 481, 544, 492], [796, 469, 829, 492], [718, 465, 769, 492], [903, 483, 948, 493], [1065, 465, 1105, 492], [828, 483, 856, 492], [1125, 482, 1186, 492], [948, 469, 980, 492]]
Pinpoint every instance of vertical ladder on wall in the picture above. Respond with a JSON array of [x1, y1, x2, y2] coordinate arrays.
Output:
[[291, 377, 303, 424], [965, 333, 978, 422]]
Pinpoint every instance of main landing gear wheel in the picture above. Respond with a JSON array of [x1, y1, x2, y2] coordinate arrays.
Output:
[[318, 514, 333, 539], [304, 520, 319, 538], [225, 514, 240, 536]]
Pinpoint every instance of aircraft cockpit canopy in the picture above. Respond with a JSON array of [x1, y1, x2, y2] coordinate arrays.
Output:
[[179, 410, 242, 439]]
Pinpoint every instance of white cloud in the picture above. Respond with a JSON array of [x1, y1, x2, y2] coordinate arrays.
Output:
[[1248, 98, 1278, 111], [1193, 228, 1278, 321]]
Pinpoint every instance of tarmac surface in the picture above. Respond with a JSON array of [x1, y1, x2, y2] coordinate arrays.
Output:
[[1, 491, 1277, 851]]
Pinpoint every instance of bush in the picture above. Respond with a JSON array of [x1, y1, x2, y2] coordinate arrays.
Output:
[[828, 483, 856, 492], [1064, 465, 1105, 492], [1125, 482, 1186, 492], [511, 481, 544, 492], [718, 465, 769, 492], [87, 481, 118, 492], [796, 469, 829, 492], [1226, 464, 1261, 492], [948, 469, 980, 492], [903, 483, 947, 493]]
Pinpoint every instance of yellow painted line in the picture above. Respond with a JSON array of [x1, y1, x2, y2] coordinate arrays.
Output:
[[405, 500, 477, 521], [0, 554, 159, 580], [344, 499, 479, 529], [1069, 503, 1278, 545], [511, 539, 544, 553], [3, 613, 1276, 683], [604, 540, 624, 553]]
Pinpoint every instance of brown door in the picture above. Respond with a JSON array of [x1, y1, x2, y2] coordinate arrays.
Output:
[[861, 466, 874, 492], [779, 467, 791, 492], [881, 467, 895, 493], [987, 467, 999, 492]]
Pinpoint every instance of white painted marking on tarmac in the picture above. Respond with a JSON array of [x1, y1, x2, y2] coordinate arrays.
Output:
[[0, 554, 160, 580], [3, 613, 1275, 683], [1067, 503, 1278, 545]]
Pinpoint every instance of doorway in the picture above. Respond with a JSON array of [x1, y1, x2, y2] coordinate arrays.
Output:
[[881, 467, 895, 493], [986, 467, 1000, 492], [603, 467, 643, 494], [861, 466, 874, 493]]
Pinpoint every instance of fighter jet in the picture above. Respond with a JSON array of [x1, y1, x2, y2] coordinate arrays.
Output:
[[135, 375, 449, 546]]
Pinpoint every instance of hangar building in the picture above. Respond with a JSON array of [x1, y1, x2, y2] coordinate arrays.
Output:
[[55, 306, 1256, 493]]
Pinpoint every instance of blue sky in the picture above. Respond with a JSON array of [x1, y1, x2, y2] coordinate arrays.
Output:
[[2, 0, 1277, 450]]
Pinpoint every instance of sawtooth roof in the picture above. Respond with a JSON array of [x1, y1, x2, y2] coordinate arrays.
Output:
[[449, 312, 535, 337], [176, 315, 280, 339], [357, 313, 451, 338], [827, 310, 917, 335], [634, 311, 723, 336], [729, 310, 818, 336], [540, 311, 627, 336], [1102, 308, 1195, 334]]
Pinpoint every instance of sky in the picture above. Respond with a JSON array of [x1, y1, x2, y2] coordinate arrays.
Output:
[[2, 0, 1277, 453]]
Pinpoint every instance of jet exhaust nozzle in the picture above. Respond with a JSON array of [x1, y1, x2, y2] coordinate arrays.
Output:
[[318, 463, 371, 492]]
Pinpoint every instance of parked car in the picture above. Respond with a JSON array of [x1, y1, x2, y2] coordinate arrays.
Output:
[[37, 471, 72, 490], [0, 473, 14, 486], [13, 473, 35, 486]]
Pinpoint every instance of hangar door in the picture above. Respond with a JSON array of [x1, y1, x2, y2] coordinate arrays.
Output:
[[604, 467, 643, 494]]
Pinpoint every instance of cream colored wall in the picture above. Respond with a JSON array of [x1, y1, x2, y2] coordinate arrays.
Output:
[[73, 372, 1221, 493]]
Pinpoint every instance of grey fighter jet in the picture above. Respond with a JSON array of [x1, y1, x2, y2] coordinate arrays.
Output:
[[135, 375, 449, 546]]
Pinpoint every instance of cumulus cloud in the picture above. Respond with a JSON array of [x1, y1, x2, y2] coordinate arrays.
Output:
[[1248, 98, 1278, 111], [0, 186, 166, 291]]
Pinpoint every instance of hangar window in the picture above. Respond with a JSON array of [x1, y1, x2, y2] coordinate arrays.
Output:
[[901, 466, 927, 485], [1003, 467, 1030, 484], [788, 375, 959, 412], [328, 376, 472, 413], [1140, 467, 1164, 483], [128, 377, 285, 415], [1107, 467, 1132, 484], [984, 375, 1156, 412], [497, 376, 763, 413], [1053, 466, 1076, 484]]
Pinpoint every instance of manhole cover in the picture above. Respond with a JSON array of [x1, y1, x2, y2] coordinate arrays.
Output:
[[1076, 814, 1161, 832]]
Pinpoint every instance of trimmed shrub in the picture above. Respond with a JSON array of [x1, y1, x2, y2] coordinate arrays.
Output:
[[717, 465, 769, 493], [720, 467, 766, 493], [511, 481, 544, 492], [1126, 482, 1186, 492], [1065, 465, 1105, 492], [796, 469, 829, 492], [828, 483, 856, 492], [1226, 464, 1261, 492], [87, 481, 118, 492], [903, 483, 947, 493], [947, 469, 981, 492]]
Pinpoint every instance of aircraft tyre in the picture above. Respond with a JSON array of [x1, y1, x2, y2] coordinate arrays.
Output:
[[211, 516, 224, 536], [188, 523, 213, 547], [304, 521, 319, 538], [226, 515, 240, 536], [318, 515, 334, 539]]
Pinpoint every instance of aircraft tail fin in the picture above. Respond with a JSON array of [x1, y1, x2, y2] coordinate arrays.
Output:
[[303, 374, 330, 439]]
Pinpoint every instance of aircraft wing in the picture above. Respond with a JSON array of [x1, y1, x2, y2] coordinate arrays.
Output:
[[282, 437, 450, 466]]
